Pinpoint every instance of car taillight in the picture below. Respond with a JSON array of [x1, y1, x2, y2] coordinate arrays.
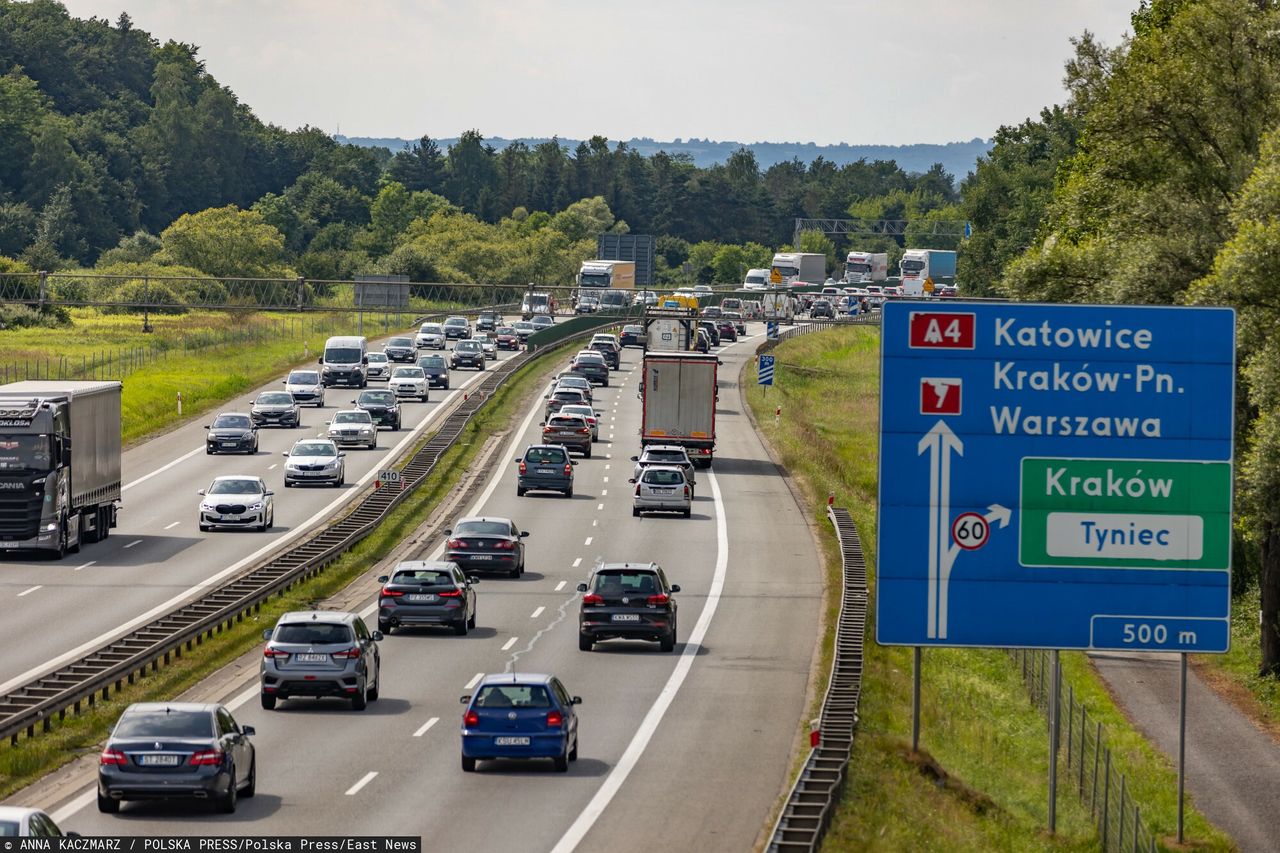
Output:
[[438, 589, 462, 598], [546, 710, 563, 728], [447, 538, 466, 549], [683, 485, 690, 497], [464, 710, 479, 727], [189, 749, 224, 766], [582, 593, 603, 605], [494, 540, 516, 550], [100, 748, 127, 765], [331, 647, 362, 659], [518, 461, 527, 474], [578, 428, 589, 435], [635, 483, 641, 496], [564, 463, 573, 476], [381, 587, 404, 598], [263, 647, 289, 659], [648, 594, 670, 605]]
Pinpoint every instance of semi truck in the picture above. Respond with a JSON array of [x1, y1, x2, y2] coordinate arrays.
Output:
[[844, 251, 888, 284], [769, 252, 827, 287], [0, 380, 122, 558], [577, 260, 636, 290], [900, 249, 957, 296], [640, 352, 719, 468]]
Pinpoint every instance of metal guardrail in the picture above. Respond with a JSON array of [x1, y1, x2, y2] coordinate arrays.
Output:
[[767, 507, 869, 852], [0, 326, 604, 748]]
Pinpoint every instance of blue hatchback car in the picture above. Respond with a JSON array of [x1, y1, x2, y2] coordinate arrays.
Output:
[[460, 673, 581, 772]]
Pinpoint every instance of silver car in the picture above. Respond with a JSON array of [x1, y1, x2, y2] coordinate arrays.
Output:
[[260, 611, 382, 711], [416, 323, 446, 349], [198, 476, 274, 531], [283, 439, 345, 487], [283, 369, 325, 407], [472, 333, 498, 360], [327, 409, 377, 449], [632, 445, 696, 497], [365, 352, 391, 381], [631, 466, 692, 517]]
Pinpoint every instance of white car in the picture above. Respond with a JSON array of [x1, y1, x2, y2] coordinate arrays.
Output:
[[327, 409, 378, 449], [0, 806, 77, 837], [283, 369, 325, 407], [472, 333, 498, 360], [633, 290, 659, 307], [389, 366, 430, 401], [198, 476, 274, 532], [416, 323, 446, 349], [631, 465, 692, 518], [365, 351, 391, 382], [283, 439, 345, 487]]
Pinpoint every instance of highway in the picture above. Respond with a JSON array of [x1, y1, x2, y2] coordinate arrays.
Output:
[[29, 326, 825, 851], [0, 336, 526, 691]]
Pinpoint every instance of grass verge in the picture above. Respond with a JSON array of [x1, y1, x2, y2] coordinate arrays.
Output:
[[0, 339, 579, 801], [744, 326, 1232, 851], [1194, 584, 1280, 733]]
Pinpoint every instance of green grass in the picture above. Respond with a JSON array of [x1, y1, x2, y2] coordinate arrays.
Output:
[[745, 327, 1232, 852], [0, 338, 579, 800], [1194, 584, 1280, 730]]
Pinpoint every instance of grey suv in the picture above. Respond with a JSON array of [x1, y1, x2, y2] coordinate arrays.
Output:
[[260, 611, 382, 711], [515, 444, 576, 497]]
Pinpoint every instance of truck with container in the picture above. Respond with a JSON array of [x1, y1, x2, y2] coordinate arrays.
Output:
[[844, 251, 888, 284], [639, 351, 719, 468], [899, 249, 958, 296], [0, 380, 122, 558], [577, 260, 636, 291], [770, 252, 827, 287]]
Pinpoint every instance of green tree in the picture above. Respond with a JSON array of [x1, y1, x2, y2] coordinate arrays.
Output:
[[387, 135, 446, 193], [157, 205, 288, 277]]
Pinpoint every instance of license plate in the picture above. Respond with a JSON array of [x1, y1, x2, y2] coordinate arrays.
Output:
[[558, 432, 576, 437], [295, 653, 327, 662], [494, 736, 530, 746], [470, 555, 493, 561], [140, 754, 181, 766], [612, 614, 641, 622], [221, 442, 237, 448], [0, 542, 19, 549], [651, 488, 674, 495], [406, 594, 437, 602], [536, 468, 555, 474]]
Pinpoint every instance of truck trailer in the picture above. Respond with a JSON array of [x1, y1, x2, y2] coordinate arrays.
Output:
[[899, 249, 957, 295], [640, 352, 719, 468], [577, 260, 636, 290], [0, 380, 122, 558], [844, 251, 888, 284], [769, 252, 827, 287]]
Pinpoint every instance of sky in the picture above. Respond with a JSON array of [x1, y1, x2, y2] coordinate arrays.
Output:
[[60, 0, 1134, 146]]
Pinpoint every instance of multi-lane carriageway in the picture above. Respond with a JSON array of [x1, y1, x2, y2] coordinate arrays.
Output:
[[6, 324, 824, 851]]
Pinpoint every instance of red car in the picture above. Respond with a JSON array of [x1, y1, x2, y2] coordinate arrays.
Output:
[[715, 319, 738, 342], [495, 326, 521, 350]]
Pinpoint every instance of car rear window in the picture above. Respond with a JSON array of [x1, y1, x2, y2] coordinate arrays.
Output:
[[0, 821, 19, 836], [593, 571, 659, 595], [524, 447, 567, 464], [114, 709, 214, 739], [392, 570, 452, 585], [273, 623, 353, 645], [549, 417, 583, 428], [474, 685, 552, 708], [455, 520, 511, 536], [643, 469, 686, 486], [646, 451, 686, 463]]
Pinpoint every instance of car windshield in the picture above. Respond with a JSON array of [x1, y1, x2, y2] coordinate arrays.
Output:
[[644, 469, 687, 486], [288, 371, 319, 385], [0, 821, 19, 836], [497, 327, 516, 335], [645, 450, 687, 464], [514, 323, 534, 331], [562, 406, 593, 418], [393, 367, 424, 378], [592, 571, 659, 595], [624, 325, 642, 333], [257, 393, 293, 405], [445, 318, 467, 327], [524, 447, 567, 464], [114, 709, 214, 739], [457, 342, 480, 351], [359, 392, 396, 405], [0, 435, 52, 472], [367, 353, 388, 363], [526, 295, 550, 307], [211, 415, 251, 429], [532, 317, 553, 326], [325, 347, 361, 364], [419, 357, 446, 368], [474, 684, 552, 708], [388, 338, 412, 347], [334, 411, 371, 424], [455, 520, 512, 536], [273, 623, 353, 645], [291, 443, 336, 457], [207, 479, 262, 495], [392, 569, 453, 585], [421, 324, 442, 334], [901, 260, 925, 273]]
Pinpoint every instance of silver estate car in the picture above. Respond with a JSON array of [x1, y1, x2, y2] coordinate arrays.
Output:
[[630, 466, 692, 517], [282, 439, 345, 487], [327, 409, 377, 449]]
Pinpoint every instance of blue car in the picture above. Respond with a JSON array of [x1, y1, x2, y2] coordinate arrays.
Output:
[[460, 673, 581, 772]]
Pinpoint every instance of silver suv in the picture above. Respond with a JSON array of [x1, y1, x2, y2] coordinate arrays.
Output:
[[260, 611, 382, 711]]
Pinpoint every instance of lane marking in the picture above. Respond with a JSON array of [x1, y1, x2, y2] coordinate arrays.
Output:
[[506, 591, 579, 672], [604, 464, 610, 470], [597, 503, 604, 511], [345, 771, 378, 796], [555, 581, 567, 591], [601, 489, 607, 496], [73, 561, 95, 572], [51, 791, 95, 825], [530, 606, 545, 619], [17, 585, 42, 598], [163, 521, 180, 530], [268, 464, 278, 470], [550, 470, 730, 853], [602, 476, 608, 483], [413, 717, 440, 738], [572, 558, 582, 568], [604, 453, 610, 459], [464, 672, 484, 689], [123, 540, 142, 549], [226, 683, 259, 711], [501, 637, 518, 651], [583, 536, 593, 546], [122, 446, 203, 491]]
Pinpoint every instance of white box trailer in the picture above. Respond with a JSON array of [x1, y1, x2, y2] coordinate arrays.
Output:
[[640, 352, 719, 467]]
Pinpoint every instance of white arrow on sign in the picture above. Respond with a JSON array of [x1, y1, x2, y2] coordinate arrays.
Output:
[[918, 420, 963, 639], [985, 504, 1011, 529]]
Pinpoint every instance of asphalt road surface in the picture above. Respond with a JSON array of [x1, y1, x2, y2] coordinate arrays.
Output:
[[35, 327, 825, 852]]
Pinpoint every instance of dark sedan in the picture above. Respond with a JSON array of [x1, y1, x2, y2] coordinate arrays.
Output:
[[451, 340, 486, 370], [494, 326, 521, 350], [444, 517, 528, 578], [476, 312, 499, 332], [250, 392, 300, 428], [588, 340, 620, 369], [416, 354, 451, 388], [97, 703, 256, 814], [383, 336, 417, 362], [577, 562, 679, 652], [697, 321, 721, 347], [377, 561, 478, 635], [204, 413, 258, 455], [353, 389, 401, 430], [619, 324, 646, 348], [569, 353, 610, 386]]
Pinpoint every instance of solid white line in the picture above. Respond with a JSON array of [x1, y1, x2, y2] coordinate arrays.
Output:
[[73, 561, 95, 572], [123, 539, 142, 549], [16, 585, 42, 598], [225, 683, 259, 712], [530, 606, 545, 619], [122, 446, 203, 491], [50, 791, 95, 826], [413, 717, 440, 738], [345, 771, 378, 796], [572, 557, 582, 568], [163, 521, 180, 530], [465, 671, 484, 689], [583, 536, 593, 546], [551, 471, 729, 853], [555, 581, 567, 591]]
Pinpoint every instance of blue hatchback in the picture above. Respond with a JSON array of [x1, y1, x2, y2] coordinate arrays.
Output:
[[460, 673, 581, 772]]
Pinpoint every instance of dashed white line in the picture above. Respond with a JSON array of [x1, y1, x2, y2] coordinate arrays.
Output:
[[572, 557, 582, 568], [413, 717, 440, 738], [465, 672, 484, 689], [592, 519, 598, 527], [602, 476, 609, 483], [555, 581, 567, 591], [501, 637, 518, 651], [345, 772, 378, 796], [268, 463, 278, 470], [163, 521, 180, 530], [530, 606, 545, 619], [601, 489, 608, 496], [73, 561, 96, 572], [597, 503, 604, 510], [604, 464, 610, 470], [604, 453, 611, 459], [123, 539, 142, 549], [16, 585, 42, 598], [584, 536, 593, 546]]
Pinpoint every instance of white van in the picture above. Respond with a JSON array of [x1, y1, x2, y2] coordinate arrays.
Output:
[[319, 335, 369, 388], [743, 269, 769, 290], [521, 293, 556, 319]]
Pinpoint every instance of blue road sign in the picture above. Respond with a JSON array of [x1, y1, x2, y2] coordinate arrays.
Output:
[[766, 321, 779, 340], [876, 302, 1236, 652], [758, 354, 775, 386]]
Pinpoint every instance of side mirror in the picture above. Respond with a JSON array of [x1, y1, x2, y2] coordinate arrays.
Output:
[[197, 489, 206, 496], [628, 478, 636, 484], [444, 528, 453, 535], [671, 584, 681, 593], [520, 530, 530, 537], [571, 696, 582, 705], [576, 583, 589, 592], [468, 576, 480, 584], [203, 425, 210, 430], [539, 422, 546, 427], [459, 695, 471, 705], [242, 725, 256, 736], [377, 575, 389, 583], [282, 452, 290, 458], [629, 456, 639, 462], [317, 357, 323, 365], [513, 458, 522, 464], [571, 461, 579, 466], [371, 631, 384, 641], [351, 400, 357, 404], [337, 452, 347, 458]]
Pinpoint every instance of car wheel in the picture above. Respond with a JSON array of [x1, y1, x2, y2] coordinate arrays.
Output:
[[516, 487, 526, 497], [378, 619, 392, 634], [368, 673, 380, 701], [683, 508, 691, 518], [554, 746, 569, 773], [284, 480, 293, 488], [260, 692, 276, 711], [97, 790, 120, 814], [217, 767, 238, 813], [632, 507, 640, 517], [351, 682, 368, 711], [467, 609, 476, 629], [461, 754, 477, 773], [206, 447, 213, 455], [578, 633, 593, 651], [660, 630, 676, 653], [509, 564, 520, 579], [564, 487, 573, 498], [199, 522, 211, 532], [367, 440, 376, 450], [591, 435, 598, 443], [569, 734, 579, 761], [583, 445, 591, 459], [242, 757, 256, 798]]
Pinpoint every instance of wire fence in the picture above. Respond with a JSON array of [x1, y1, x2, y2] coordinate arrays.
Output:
[[1012, 649, 1161, 852]]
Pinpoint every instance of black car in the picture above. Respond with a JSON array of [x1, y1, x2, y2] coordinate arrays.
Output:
[[443, 317, 471, 339], [416, 354, 451, 389], [589, 341, 620, 369], [451, 340, 486, 370], [544, 388, 590, 421], [570, 353, 610, 386], [97, 702, 256, 814], [204, 413, 258, 455], [577, 563, 679, 652], [476, 312, 499, 332], [250, 391, 301, 428], [619, 325, 646, 348], [383, 336, 417, 362], [810, 299, 834, 319], [353, 389, 401, 430], [516, 444, 576, 497], [444, 517, 529, 578], [694, 329, 712, 353], [697, 321, 721, 347], [377, 560, 478, 635]]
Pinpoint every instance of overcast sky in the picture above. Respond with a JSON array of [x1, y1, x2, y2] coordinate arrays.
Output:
[[60, 0, 1133, 146]]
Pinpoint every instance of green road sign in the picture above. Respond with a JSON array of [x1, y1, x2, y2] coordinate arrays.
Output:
[[1019, 458, 1231, 570]]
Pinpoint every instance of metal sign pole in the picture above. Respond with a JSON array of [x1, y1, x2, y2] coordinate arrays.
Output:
[[911, 646, 921, 752], [1049, 649, 1060, 832], [1178, 652, 1187, 843]]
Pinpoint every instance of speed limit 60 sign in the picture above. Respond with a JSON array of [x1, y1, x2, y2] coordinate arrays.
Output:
[[951, 513, 989, 551]]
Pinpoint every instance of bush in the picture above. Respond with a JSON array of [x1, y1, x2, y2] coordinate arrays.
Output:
[[0, 303, 71, 329], [105, 279, 187, 315]]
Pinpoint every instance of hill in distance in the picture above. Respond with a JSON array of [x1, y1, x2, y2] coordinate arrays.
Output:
[[338, 134, 994, 180]]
